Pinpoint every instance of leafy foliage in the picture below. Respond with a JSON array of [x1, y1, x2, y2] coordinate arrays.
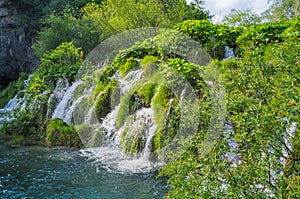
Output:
[[0, 73, 28, 108], [236, 19, 293, 54], [174, 20, 242, 59], [262, 0, 300, 20], [159, 19, 300, 198], [33, 0, 209, 56], [32, 41, 82, 90], [222, 8, 262, 27]]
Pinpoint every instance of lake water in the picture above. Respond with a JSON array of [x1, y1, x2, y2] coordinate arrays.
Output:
[[0, 140, 168, 199]]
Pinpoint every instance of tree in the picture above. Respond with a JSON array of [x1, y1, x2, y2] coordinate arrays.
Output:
[[222, 8, 262, 27], [32, 8, 100, 57], [33, 0, 210, 56], [184, 0, 210, 20], [84, 0, 205, 35], [262, 0, 300, 20]]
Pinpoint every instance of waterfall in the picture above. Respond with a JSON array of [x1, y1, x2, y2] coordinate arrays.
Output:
[[75, 68, 167, 173], [4, 93, 24, 111], [0, 76, 32, 126], [51, 80, 83, 123], [118, 69, 144, 95], [224, 46, 234, 60], [46, 79, 69, 118], [101, 105, 120, 138], [141, 108, 156, 160], [80, 107, 161, 173]]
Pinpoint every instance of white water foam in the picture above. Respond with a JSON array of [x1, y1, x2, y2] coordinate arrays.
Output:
[[80, 146, 164, 174]]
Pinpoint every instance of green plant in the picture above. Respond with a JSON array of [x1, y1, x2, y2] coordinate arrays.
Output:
[[0, 73, 28, 108], [159, 19, 299, 198], [36, 41, 83, 87]]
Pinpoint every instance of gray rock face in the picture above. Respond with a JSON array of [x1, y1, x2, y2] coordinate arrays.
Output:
[[0, 0, 39, 90]]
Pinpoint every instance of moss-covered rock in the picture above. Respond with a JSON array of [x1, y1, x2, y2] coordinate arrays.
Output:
[[119, 57, 138, 77], [94, 80, 118, 121], [120, 118, 147, 156], [140, 56, 159, 77], [75, 124, 106, 147], [116, 90, 143, 128], [138, 82, 157, 107], [152, 99, 180, 152], [46, 118, 83, 147]]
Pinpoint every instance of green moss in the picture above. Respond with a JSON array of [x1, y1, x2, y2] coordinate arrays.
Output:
[[116, 82, 156, 128], [152, 100, 180, 152], [151, 85, 174, 151], [140, 56, 159, 77], [116, 91, 134, 128], [46, 119, 83, 147], [120, 121, 146, 156], [119, 57, 138, 77], [94, 80, 118, 121], [137, 82, 157, 107]]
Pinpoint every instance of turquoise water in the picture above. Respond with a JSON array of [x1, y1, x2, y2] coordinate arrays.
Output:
[[0, 142, 168, 198]]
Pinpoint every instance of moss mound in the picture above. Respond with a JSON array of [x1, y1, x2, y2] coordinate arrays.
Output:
[[46, 119, 83, 147]]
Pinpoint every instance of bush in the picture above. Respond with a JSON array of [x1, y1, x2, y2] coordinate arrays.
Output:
[[174, 20, 242, 59], [37, 41, 83, 85], [236, 20, 293, 51]]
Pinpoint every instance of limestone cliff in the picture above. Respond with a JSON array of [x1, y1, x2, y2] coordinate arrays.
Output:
[[0, 0, 39, 90]]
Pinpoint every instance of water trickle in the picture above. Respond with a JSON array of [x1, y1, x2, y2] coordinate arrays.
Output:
[[0, 76, 31, 126], [46, 79, 69, 118], [101, 105, 120, 138], [119, 69, 144, 95], [140, 108, 156, 160], [4, 93, 24, 111], [51, 80, 83, 123]]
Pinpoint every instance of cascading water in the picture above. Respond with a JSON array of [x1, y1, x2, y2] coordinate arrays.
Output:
[[46, 78, 69, 118], [0, 76, 32, 126], [81, 107, 162, 173], [76, 68, 164, 173], [224, 46, 234, 60], [51, 80, 83, 125]]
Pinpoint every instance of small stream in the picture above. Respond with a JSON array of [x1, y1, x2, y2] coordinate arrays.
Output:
[[0, 139, 168, 199]]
